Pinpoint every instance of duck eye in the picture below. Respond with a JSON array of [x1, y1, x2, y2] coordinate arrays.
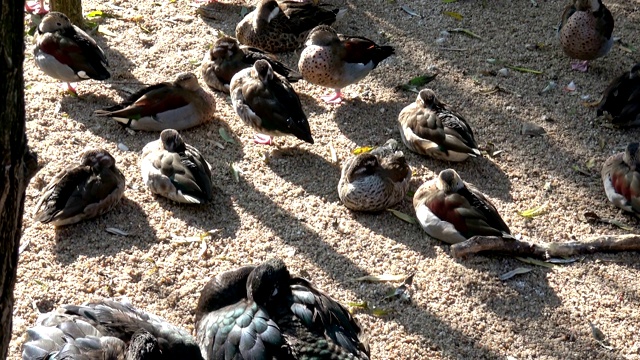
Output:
[[57, 22, 61, 26]]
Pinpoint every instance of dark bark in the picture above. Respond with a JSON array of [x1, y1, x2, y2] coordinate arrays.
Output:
[[450, 235, 640, 259], [51, 0, 83, 27], [0, 0, 39, 358]]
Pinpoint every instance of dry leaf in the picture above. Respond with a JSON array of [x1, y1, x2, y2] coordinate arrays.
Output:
[[106, 227, 129, 236], [354, 274, 407, 282], [329, 144, 338, 163], [499, 267, 532, 280], [515, 256, 555, 269], [450, 28, 483, 40], [401, 5, 421, 17], [583, 212, 634, 231], [387, 209, 417, 224]]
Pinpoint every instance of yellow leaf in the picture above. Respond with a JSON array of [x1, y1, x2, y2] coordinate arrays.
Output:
[[352, 146, 373, 155], [443, 10, 463, 20], [517, 202, 548, 218]]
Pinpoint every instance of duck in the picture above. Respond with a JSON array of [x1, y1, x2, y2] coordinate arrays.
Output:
[[558, 0, 614, 72], [338, 139, 412, 212], [33, 148, 125, 227], [94, 72, 216, 132], [230, 59, 313, 145], [597, 63, 640, 127], [601, 143, 640, 216], [413, 169, 511, 244], [22, 299, 203, 360], [201, 36, 302, 94], [298, 25, 395, 104], [235, 0, 342, 53], [195, 258, 370, 360], [398, 89, 481, 162], [141, 129, 214, 204], [34, 12, 110, 94]]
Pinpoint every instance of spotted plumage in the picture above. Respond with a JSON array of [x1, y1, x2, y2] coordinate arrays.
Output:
[[398, 89, 481, 162], [602, 143, 640, 216], [22, 299, 202, 360], [94, 73, 216, 131], [558, 0, 614, 71], [413, 169, 511, 244], [195, 258, 370, 360], [201, 36, 302, 94], [597, 63, 640, 127], [338, 139, 411, 212], [33, 149, 125, 227], [236, 0, 342, 53], [141, 129, 214, 204], [230, 59, 313, 145], [298, 25, 395, 103], [34, 12, 110, 94]]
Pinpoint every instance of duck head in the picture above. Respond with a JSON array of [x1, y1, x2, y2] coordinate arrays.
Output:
[[436, 169, 465, 193]]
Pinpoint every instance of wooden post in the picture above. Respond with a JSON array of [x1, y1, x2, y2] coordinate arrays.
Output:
[[51, 0, 83, 27], [0, 0, 39, 357]]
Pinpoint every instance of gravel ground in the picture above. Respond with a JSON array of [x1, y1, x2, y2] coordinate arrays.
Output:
[[9, 0, 640, 359]]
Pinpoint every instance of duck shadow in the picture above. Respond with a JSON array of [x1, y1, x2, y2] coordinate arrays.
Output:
[[331, 98, 406, 145], [197, 1, 248, 34], [227, 173, 503, 358], [349, 199, 439, 258], [53, 197, 158, 265], [153, 188, 241, 240], [266, 147, 340, 201], [458, 255, 562, 320]]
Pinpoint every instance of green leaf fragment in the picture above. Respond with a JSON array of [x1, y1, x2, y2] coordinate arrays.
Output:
[[86, 10, 103, 18], [408, 74, 438, 86], [219, 127, 235, 144]]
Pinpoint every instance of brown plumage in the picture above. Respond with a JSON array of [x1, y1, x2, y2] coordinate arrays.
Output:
[[413, 169, 511, 244], [298, 25, 394, 103], [236, 0, 342, 53], [34, 149, 125, 226], [602, 143, 640, 215], [558, 0, 614, 71], [597, 63, 640, 127], [201, 36, 302, 94], [338, 139, 411, 212], [398, 89, 480, 162]]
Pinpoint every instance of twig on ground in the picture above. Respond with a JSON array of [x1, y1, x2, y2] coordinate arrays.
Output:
[[450, 234, 640, 259]]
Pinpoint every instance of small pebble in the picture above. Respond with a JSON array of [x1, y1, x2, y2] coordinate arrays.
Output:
[[498, 68, 510, 77], [117, 143, 129, 151]]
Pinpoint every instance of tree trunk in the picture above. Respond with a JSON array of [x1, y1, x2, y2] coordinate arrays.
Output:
[[0, 0, 39, 358], [51, 0, 83, 27]]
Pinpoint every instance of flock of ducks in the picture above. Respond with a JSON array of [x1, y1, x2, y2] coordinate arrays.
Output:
[[21, 0, 640, 358]]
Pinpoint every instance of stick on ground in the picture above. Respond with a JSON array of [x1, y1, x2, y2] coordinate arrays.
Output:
[[450, 234, 640, 259]]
